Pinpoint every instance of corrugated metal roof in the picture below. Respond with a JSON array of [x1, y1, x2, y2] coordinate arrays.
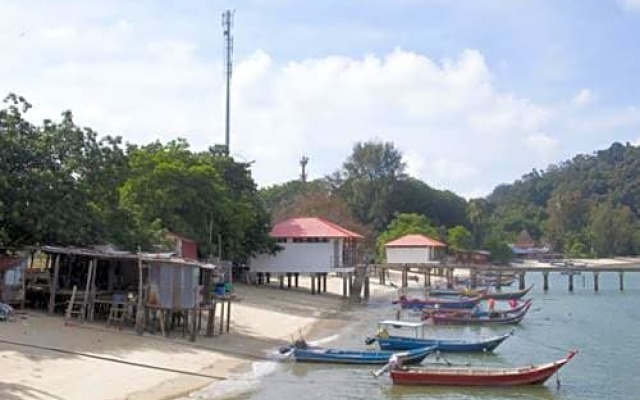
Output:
[[384, 234, 446, 247], [270, 217, 363, 239]]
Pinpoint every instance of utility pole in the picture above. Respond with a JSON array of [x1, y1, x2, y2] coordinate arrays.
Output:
[[300, 156, 309, 182], [222, 10, 234, 155]]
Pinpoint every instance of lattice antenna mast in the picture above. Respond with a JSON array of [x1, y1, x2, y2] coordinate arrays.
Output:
[[300, 156, 309, 182], [222, 10, 234, 155]]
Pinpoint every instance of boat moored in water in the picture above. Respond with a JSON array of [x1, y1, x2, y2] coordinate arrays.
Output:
[[388, 351, 578, 386]]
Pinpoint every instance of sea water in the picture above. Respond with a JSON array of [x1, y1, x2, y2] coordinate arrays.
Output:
[[196, 271, 640, 400]]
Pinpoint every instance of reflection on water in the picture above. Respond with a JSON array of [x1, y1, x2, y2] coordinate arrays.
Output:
[[203, 272, 640, 400]]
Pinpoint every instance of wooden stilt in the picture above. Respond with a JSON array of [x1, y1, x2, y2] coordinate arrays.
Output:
[[519, 272, 526, 290], [342, 276, 347, 297], [287, 273, 292, 288], [311, 275, 316, 295], [279, 275, 284, 289], [496, 271, 503, 291], [226, 299, 231, 333], [470, 268, 477, 289], [190, 308, 197, 342], [266, 273, 271, 284], [47, 254, 61, 314], [89, 258, 98, 322], [295, 273, 299, 287], [543, 271, 549, 291], [206, 301, 216, 337], [219, 299, 225, 335], [364, 276, 370, 299], [619, 271, 625, 291], [426, 268, 431, 287], [593, 272, 599, 292], [568, 274, 574, 292], [323, 273, 328, 293], [80, 259, 94, 322]]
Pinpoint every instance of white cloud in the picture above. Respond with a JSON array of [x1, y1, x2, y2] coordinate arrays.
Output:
[[572, 88, 594, 107], [2, 7, 640, 198]]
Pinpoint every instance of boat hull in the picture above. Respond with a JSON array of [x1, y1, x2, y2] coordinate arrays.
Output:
[[290, 345, 435, 365], [374, 332, 511, 352], [390, 351, 577, 386]]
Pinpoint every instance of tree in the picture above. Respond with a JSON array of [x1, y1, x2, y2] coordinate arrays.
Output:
[[588, 202, 637, 257], [376, 213, 438, 261], [335, 141, 406, 232], [447, 226, 473, 250], [485, 237, 514, 265]]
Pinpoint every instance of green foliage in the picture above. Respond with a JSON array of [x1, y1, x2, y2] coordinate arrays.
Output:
[[376, 213, 439, 261], [484, 237, 514, 265], [447, 226, 473, 250], [484, 142, 640, 257], [335, 140, 406, 232], [0, 94, 274, 262]]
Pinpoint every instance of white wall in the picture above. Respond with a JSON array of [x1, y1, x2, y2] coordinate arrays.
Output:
[[386, 246, 437, 264], [250, 240, 344, 273]]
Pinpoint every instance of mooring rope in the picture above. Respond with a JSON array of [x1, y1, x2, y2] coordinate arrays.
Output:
[[0, 338, 227, 380]]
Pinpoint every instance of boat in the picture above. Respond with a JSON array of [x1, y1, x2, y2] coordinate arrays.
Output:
[[388, 351, 578, 386], [422, 299, 532, 320], [426, 287, 487, 297], [482, 285, 533, 300], [394, 295, 483, 310], [365, 320, 513, 352], [279, 340, 436, 365], [428, 301, 532, 325]]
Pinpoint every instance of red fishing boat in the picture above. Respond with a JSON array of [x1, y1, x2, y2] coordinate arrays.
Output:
[[389, 351, 578, 386]]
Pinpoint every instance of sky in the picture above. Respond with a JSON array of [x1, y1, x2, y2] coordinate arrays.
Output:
[[2, 0, 640, 198]]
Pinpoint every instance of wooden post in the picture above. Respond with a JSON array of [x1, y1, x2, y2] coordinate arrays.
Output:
[[470, 268, 477, 289], [80, 259, 94, 322], [226, 299, 231, 333], [593, 272, 599, 292], [323, 273, 328, 293], [287, 273, 292, 288], [295, 273, 299, 287], [379, 267, 386, 285], [543, 271, 549, 291], [206, 301, 216, 337], [496, 271, 502, 292], [401, 269, 407, 288], [89, 258, 98, 322], [364, 276, 370, 299], [135, 256, 144, 335], [219, 299, 225, 335], [519, 272, 526, 290], [190, 308, 197, 342], [619, 271, 625, 291], [279, 275, 284, 289], [47, 254, 61, 314], [348, 273, 353, 293], [266, 273, 271, 284], [311, 275, 316, 295], [342, 276, 347, 297], [568, 273, 574, 292], [426, 268, 431, 287]]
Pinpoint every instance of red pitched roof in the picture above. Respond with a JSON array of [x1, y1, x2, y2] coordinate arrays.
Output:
[[270, 217, 363, 239], [384, 234, 446, 247]]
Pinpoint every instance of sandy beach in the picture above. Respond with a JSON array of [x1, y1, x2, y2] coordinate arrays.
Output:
[[0, 276, 395, 400]]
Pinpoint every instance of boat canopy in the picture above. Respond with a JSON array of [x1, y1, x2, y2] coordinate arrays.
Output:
[[378, 320, 427, 338]]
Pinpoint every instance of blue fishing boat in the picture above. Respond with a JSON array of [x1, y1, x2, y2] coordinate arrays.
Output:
[[279, 340, 435, 365], [365, 320, 513, 352]]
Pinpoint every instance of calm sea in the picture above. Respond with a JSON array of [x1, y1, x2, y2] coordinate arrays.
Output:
[[194, 270, 640, 400]]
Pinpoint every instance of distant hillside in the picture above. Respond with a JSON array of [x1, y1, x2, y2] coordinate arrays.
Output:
[[484, 142, 640, 257]]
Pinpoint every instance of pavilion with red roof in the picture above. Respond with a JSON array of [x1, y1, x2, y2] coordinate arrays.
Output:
[[249, 217, 363, 293], [384, 233, 446, 264]]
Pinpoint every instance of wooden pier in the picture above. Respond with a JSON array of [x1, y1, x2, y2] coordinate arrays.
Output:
[[364, 260, 640, 293]]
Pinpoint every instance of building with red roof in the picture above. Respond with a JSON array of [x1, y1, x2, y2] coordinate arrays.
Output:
[[250, 217, 362, 274], [384, 234, 446, 264]]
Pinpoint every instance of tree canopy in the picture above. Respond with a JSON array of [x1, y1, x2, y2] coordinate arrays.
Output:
[[0, 94, 274, 261]]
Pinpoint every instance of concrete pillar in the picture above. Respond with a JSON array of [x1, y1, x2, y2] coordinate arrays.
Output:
[[593, 272, 599, 292], [543, 271, 549, 291], [568, 274, 574, 292], [619, 271, 625, 291]]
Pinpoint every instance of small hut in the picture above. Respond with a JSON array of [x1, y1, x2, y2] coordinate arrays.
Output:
[[384, 234, 446, 264]]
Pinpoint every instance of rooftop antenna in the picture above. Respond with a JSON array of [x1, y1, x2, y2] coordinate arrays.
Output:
[[222, 10, 234, 155], [300, 156, 309, 182]]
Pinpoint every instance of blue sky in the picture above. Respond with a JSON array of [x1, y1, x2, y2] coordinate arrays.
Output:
[[2, 0, 640, 197]]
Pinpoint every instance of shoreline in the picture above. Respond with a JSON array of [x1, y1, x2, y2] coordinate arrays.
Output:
[[0, 275, 394, 400]]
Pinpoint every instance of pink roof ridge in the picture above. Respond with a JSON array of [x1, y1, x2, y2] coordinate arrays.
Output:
[[384, 233, 446, 247], [270, 217, 363, 239]]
